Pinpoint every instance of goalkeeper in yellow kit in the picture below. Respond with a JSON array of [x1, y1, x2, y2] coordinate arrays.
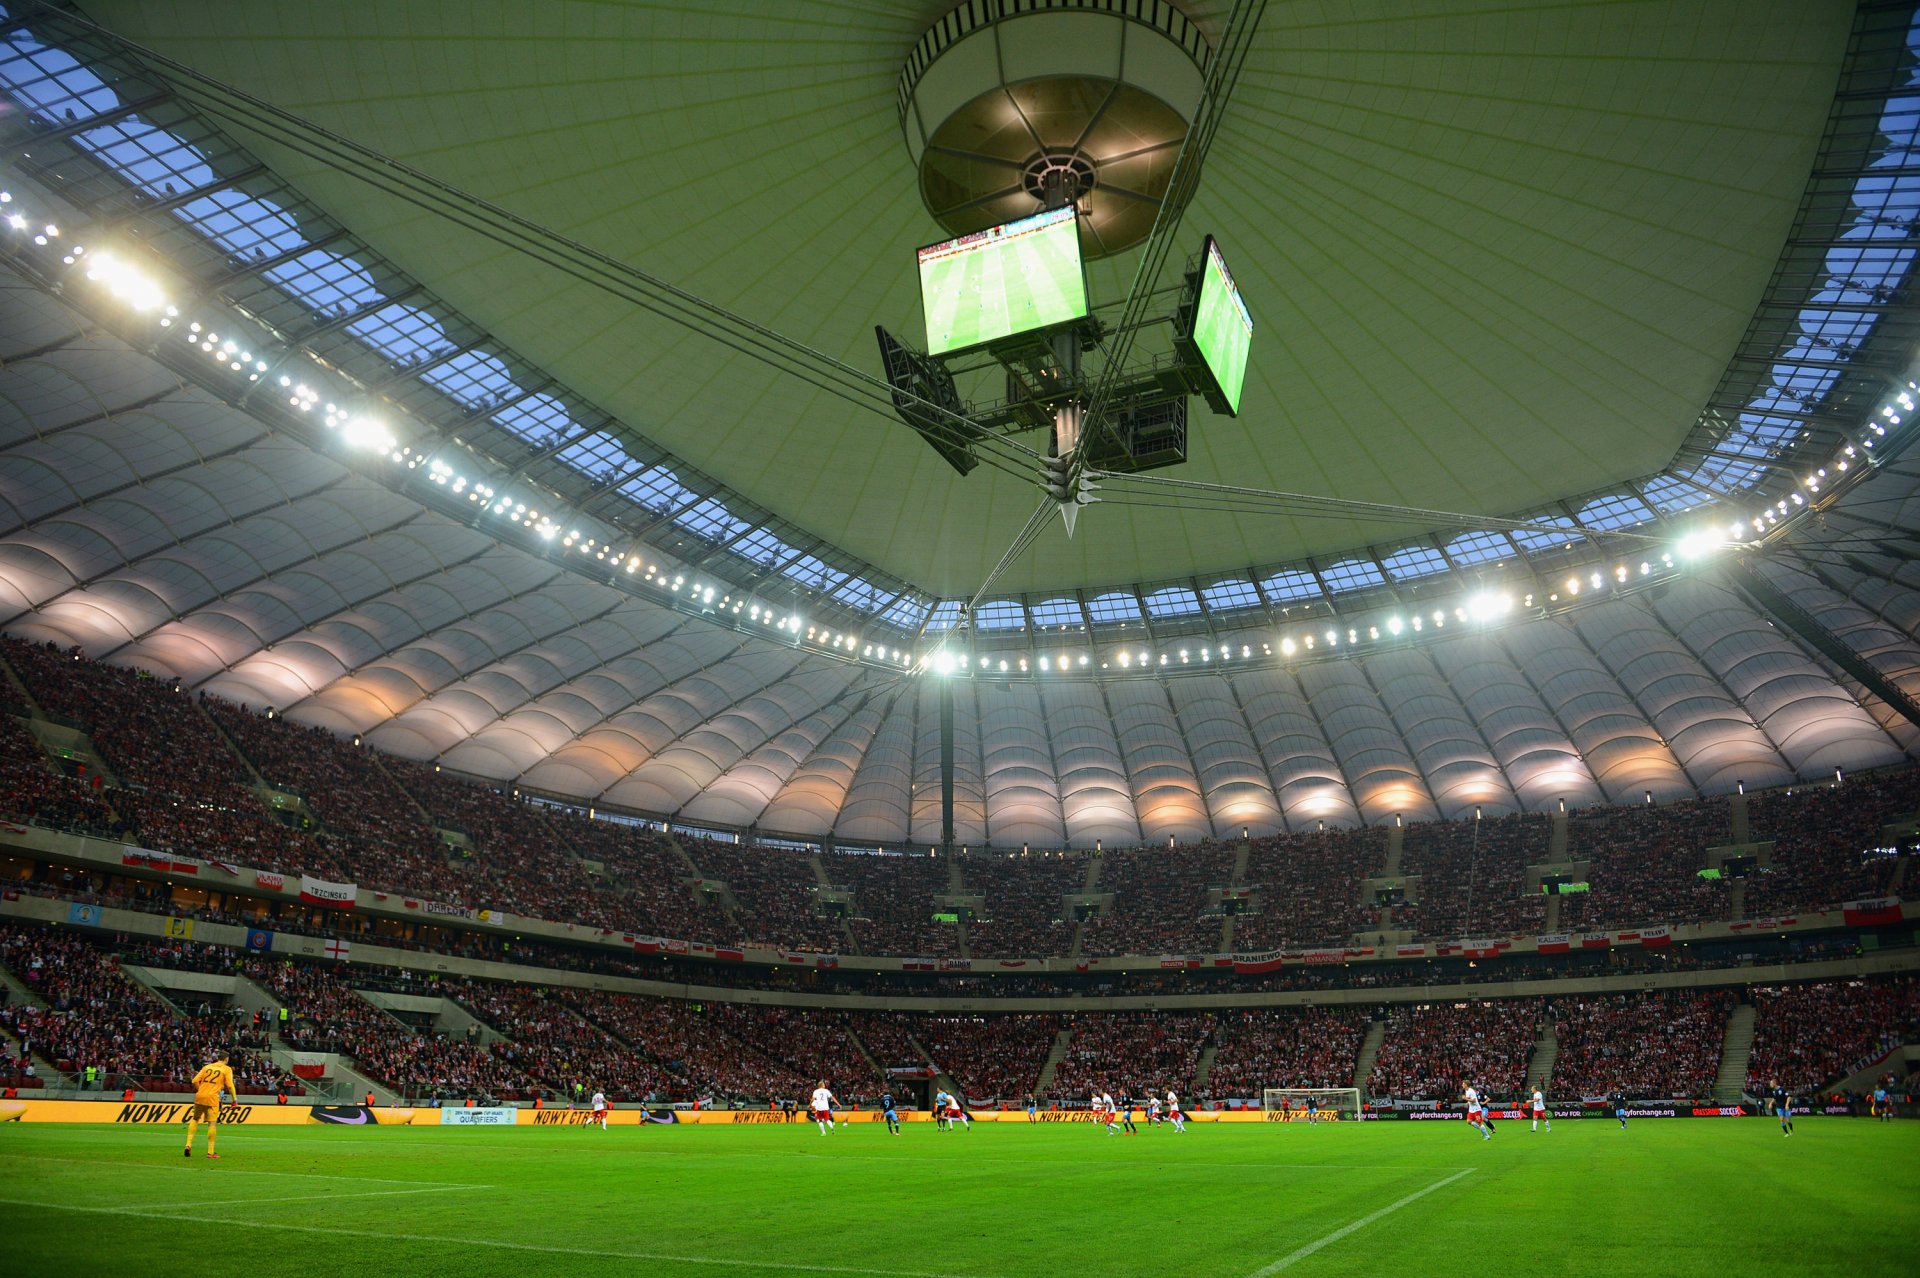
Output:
[[184, 1052, 235, 1159]]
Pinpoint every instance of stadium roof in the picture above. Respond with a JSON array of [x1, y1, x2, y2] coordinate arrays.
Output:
[[1, 0, 1918, 846]]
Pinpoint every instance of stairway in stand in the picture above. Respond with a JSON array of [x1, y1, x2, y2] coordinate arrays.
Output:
[[1526, 1017, 1558, 1094], [1034, 1026, 1074, 1097], [1193, 1039, 1219, 1094], [1352, 1020, 1386, 1094], [1714, 1003, 1757, 1103]]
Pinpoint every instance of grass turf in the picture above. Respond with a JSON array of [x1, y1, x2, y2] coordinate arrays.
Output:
[[1, 1117, 1915, 1277]]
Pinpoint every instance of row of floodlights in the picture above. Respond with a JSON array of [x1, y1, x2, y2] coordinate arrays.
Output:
[[9, 185, 1911, 678]]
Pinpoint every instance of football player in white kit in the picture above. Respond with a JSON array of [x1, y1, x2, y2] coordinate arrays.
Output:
[[810, 1080, 839, 1134], [945, 1088, 970, 1130], [1100, 1091, 1120, 1135], [1462, 1081, 1493, 1140], [590, 1088, 608, 1131], [1530, 1086, 1550, 1132], [1148, 1095, 1163, 1126], [1166, 1090, 1186, 1132]]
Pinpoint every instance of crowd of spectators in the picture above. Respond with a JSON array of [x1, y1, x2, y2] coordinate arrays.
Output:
[[909, 1012, 1059, 1102], [823, 850, 958, 956], [1079, 844, 1234, 957], [1204, 1006, 1370, 1098], [1745, 976, 1920, 1096], [0, 923, 278, 1092], [2, 639, 1914, 968], [957, 853, 1081, 956], [1401, 814, 1547, 940], [1049, 1011, 1213, 1097], [1746, 772, 1920, 916], [206, 699, 464, 901], [1562, 799, 1730, 930], [241, 957, 526, 1101], [450, 979, 660, 1101], [1232, 827, 1387, 949], [546, 810, 729, 941], [380, 758, 613, 929], [1547, 989, 1733, 1099], [0, 710, 120, 838], [1366, 998, 1541, 1100], [841, 1012, 931, 1072], [680, 837, 844, 951]]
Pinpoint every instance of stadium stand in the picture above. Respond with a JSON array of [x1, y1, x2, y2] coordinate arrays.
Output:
[[1203, 1006, 1372, 1098], [1745, 977, 1920, 1096], [823, 849, 957, 956], [0, 639, 1914, 972], [1547, 989, 1734, 1099], [1079, 844, 1235, 956], [959, 853, 1082, 956], [0, 924, 279, 1093], [909, 1012, 1059, 1102], [1231, 827, 1387, 949], [679, 836, 844, 951], [1400, 814, 1548, 940], [1366, 998, 1542, 1101], [1050, 1012, 1213, 1098]]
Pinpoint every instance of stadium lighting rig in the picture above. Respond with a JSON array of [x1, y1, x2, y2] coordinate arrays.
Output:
[[879, 3, 1263, 540], [7, 167, 1913, 684]]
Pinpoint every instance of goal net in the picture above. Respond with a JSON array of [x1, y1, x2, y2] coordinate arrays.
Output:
[[1262, 1088, 1361, 1121]]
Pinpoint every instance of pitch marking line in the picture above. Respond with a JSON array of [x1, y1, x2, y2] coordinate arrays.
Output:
[[1247, 1167, 1478, 1276], [4, 1153, 477, 1186], [0, 1199, 995, 1278], [134, 1184, 489, 1210]]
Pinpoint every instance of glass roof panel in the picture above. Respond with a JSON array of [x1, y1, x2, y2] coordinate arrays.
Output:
[[1142, 585, 1202, 617], [1085, 591, 1142, 624], [420, 349, 522, 411], [974, 599, 1026, 630], [1444, 530, 1516, 566], [1379, 545, 1449, 582], [1319, 557, 1386, 593], [1029, 596, 1086, 627], [1199, 578, 1261, 611], [1260, 568, 1322, 603], [492, 393, 577, 447]]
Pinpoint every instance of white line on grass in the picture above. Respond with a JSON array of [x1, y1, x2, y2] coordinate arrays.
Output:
[[0, 1199, 995, 1278], [2, 1153, 477, 1186], [133, 1184, 487, 1210], [1246, 1167, 1477, 1277]]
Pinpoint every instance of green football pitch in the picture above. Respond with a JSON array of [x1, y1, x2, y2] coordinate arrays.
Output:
[[2, 1119, 1915, 1277]]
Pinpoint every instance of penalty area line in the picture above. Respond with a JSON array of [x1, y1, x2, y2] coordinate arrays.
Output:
[[1246, 1167, 1477, 1277], [0, 1199, 993, 1278]]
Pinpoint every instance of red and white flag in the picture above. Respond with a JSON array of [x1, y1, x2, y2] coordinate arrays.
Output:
[[255, 871, 286, 891], [299, 875, 356, 909], [1639, 925, 1672, 948], [209, 859, 240, 876], [323, 938, 351, 962], [1536, 934, 1571, 954], [1843, 897, 1903, 927]]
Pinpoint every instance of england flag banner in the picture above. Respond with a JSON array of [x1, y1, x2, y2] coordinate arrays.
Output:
[[299, 874, 356, 909]]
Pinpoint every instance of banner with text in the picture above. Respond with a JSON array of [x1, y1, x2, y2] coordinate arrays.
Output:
[[298, 875, 356, 909]]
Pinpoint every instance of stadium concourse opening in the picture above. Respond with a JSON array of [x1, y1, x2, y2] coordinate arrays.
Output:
[[1, 0, 1920, 1274]]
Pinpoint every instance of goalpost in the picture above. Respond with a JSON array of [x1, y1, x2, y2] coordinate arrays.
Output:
[[1261, 1088, 1362, 1121]]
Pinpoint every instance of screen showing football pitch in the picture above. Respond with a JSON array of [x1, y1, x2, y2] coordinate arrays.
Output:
[[1193, 236, 1253, 415], [918, 206, 1088, 356]]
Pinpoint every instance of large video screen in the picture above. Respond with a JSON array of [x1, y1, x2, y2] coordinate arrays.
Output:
[[1192, 236, 1253, 415], [918, 206, 1089, 356]]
